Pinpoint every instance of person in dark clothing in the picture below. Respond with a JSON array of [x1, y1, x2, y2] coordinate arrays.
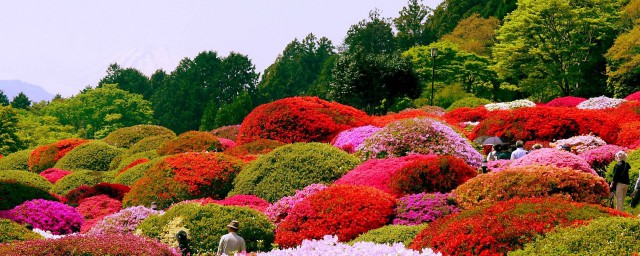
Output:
[[176, 230, 192, 256], [497, 144, 511, 160], [611, 151, 631, 211]]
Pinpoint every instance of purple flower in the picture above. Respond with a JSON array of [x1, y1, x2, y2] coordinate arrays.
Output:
[[1, 199, 84, 235], [265, 184, 327, 225], [332, 125, 381, 153], [394, 193, 459, 226], [88, 206, 162, 235]]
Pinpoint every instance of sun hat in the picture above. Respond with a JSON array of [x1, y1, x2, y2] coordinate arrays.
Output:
[[227, 220, 239, 230]]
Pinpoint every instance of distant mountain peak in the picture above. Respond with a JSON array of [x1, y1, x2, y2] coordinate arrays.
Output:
[[0, 80, 55, 102]]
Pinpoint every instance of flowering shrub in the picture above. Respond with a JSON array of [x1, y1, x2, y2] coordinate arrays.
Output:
[[443, 107, 489, 129], [137, 203, 275, 253], [625, 91, 640, 101], [484, 99, 536, 111], [111, 159, 157, 186], [487, 159, 511, 172], [523, 140, 550, 150], [331, 125, 381, 153], [0, 219, 42, 243], [215, 195, 270, 212], [230, 143, 359, 202], [127, 135, 174, 155], [0, 170, 52, 191], [219, 137, 236, 150], [0, 179, 57, 210], [454, 165, 610, 209], [413, 106, 446, 116], [110, 150, 157, 171], [544, 96, 587, 107], [616, 121, 640, 147], [0, 149, 30, 171], [371, 109, 441, 127], [0, 234, 179, 255], [388, 155, 477, 195], [409, 198, 628, 255], [28, 138, 89, 173], [102, 125, 176, 149], [224, 139, 285, 158], [65, 182, 130, 206], [446, 97, 492, 111], [116, 158, 149, 176], [123, 152, 244, 209], [2, 199, 84, 235], [510, 148, 597, 175], [550, 134, 607, 154], [357, 118, 483, 168], [275, 185, 396, 248], [579, 145, 628, 172], [38, 168, 71, 183], [77, 195, 122, 232], [350, 224, 428, 247], [265, 184, 328, 225], [54, 141, 124, 172], [394, 193, 459, 225], [260, 235, 439, 256], [156, 131, 223, 156], [88, 206, 161, 235], [50, 170, 103, 196], [577, 96, 627, 109], [211, 124, 241, 141], [236, 97, 371, 144]]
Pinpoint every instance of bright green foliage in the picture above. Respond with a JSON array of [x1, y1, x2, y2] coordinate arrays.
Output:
[[0, 149, 31, 171], [0, 219, 43, 243], [447, 97, 492, 111], [0, 106, 22, 155], [427, 0, 517, 38], [126, 135, 174, 155], [112, 159, 159, 186], [111, 150, 158, 171], [606, 149, 640, 187], [606, 24, 640, 97], [0, 170, 52, 191], [510, 217, 640, 255], [10, 92, 31, 110], [137, 203, 275, 253], [351, 224, 427, 247], [441, 14, 500, 57], [434, 84, 474, 109], [14, 110, 76, 150], [102, 125, 175, 149], [98, 63, 151, 99], [50, 170, 103, 196], [393, 0, 432, 51], [229, 143, 360, 202], [54, 141, 124, 172]]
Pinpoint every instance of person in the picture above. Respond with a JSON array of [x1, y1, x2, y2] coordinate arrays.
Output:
[[610, 151, 631, 211], [560, 145, 571, 152], [217, 220, 246, 256], [486, 145, 499, 162], [497, 144, 511, 160], [150, 202, 158, 210], [25, 223, 33, 230], [531, 144, 542, 150], [510, 141, 527, 160], [176, 230, 192, 256], [631, 173, 640, 208]]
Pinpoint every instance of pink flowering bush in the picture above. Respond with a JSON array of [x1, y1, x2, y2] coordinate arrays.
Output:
[[357, 118, 483, 168], [332, 125, 381, 153], [2, 199, 83, 235], [550, 135, 607, 154], [394, 193, 459, 226], [577, 96, 626, 109], [487, 159, 512, 172], [579, 145, 628, 173], [218, 137, 236, 150], [510, 148, 597, 175], [178, 195, 270, 212], [77, 195, 122, 233], [39, 168, 71, 184], [265, 184, 328, 225], [88, 206, 162, 235], [545, 96, 587, 107], [625, 91, 640, 101], [0, 234, 179, 255]]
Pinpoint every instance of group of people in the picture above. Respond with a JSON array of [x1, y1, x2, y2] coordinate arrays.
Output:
[[176, 220, 246, 256], [486, 140, 533, 161]]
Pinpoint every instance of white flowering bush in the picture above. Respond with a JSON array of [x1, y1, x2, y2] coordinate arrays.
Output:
[[550, 135, 607, 154], [576, 96, 626, 110], [484, 99, 536, 111]]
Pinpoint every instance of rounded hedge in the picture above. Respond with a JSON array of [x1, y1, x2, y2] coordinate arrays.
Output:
[[27, 138, 89, 173], [137, 203, 275, 253], [394, 193, 459, 226], [331, 125, 381, 153], [0, 170, 52, 191], [127, 134, 175, 155], [544, 96, 587, 107], [265, 184, 328, 225], [236, 96, 371, 144], [156, 131, 223, 156], [0, 149, 31, 171], [111, 159, 158, 186], [211, 125, 241, 141], [54, 141, 124, 172], [616, 121, 640, 147], [3, 199, 84, 235], [230, 143, 360, 202], [350, 224, 427, 247], [88, 206, 162, 235], [388, 155, 477, 195], [371, 109, 441, 127], [606, 148, 640, 186], [510, 148, 597, 175], [50, 170, 103, 196], [39, 168, 72, 183], [102, 125, 176, 149], [77, 195, 123, 232], [0, 179, 57, 210], [446, 97, 492, 111], [123, 152, 244, 209], [0, 219, 42, 243], [510, 217, 640, 255], [111, 150, 158, 171], [64, 182, 130, 206], [224, 139, 285, 158]]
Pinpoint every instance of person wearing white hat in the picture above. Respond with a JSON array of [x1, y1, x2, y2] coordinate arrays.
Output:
[[217, 220, 246, 256], [611, 151, 631, 211]]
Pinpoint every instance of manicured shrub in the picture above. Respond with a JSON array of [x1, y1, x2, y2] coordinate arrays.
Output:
[[0, 149, 31, 171], [265, 184, 328, 225], [65, 182, 130, 206], [262, 235, 439, 256], [54, 141, 124, 172], [2, 199, 84, 235], [625, 91, 640, 101], [275, 185, 396, 248], [0, 170, 52, 191], [0, 234, 179, 256], [485, 99, 536, 111], [510, 148, 597, 175], [388, 155, 477, 195], [0, 219, 42, 243], [0, 180, 57, 210], [577, 96, 626, 109], [331, 125, 381, 153], [230, 143, 360, 202], [443, 107, 490, 128], [511, 217, 640, 255], [549, 135, 607, 154], [156, 131, 223, 156], [50, 170, 103, 196], [102, 125, 175, 149], [77, 195, 122, 232], [224, 139, 285, 158], [351, 224, 427, 247], [446, 97, 492, 111], [123, 152, 244, 209], [454, 165, 610, 209], [88, 206, 162, 235], [544, 96, 587, 107], [616, 121, 640, 147], [606, 149, 640, 186], [236, 96, 370, 144], [371, 109, 440, 127], [409, 198, 628, 255], [111, 150, 157, 171], [217, 195, 270, 212], [28, 138, 89, 173], [211, 124, 241, 141], [127, 134, 174, 155], [111, 159, 157, 186], [39, 168, 71, 183], [137, 203, 275, 253], [394, 193, 459, 226], [219, 137, 236, 150], [357, 118, 483, 167], [116, 158, 149, 176], [487, 159, 512, 172], [579, 145, 628, 174]]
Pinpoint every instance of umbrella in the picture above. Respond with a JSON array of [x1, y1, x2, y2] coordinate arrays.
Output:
[[482, 136, 503, 145]]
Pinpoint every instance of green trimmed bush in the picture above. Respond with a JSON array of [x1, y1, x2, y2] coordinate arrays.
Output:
[[54, 141, 124, 172], [137, 203, 275, 254], [446, 97, 492, 111], [156, 131, 223, 156], [127, 135, 174, 155], [50, 170, 103, 196], [110, 150, 158, 171], [0, 180, 57, 210], [0, 170, 52, 191], [350, 224, 426, 247], [229, 143, 360, 202], [0, 149, 31, 171], [606, 149, 640, 186], [510, 217, 640, 255], [112, 160, 157, 186], [0, 219, 42, 243], [102, 125, 175, 149]]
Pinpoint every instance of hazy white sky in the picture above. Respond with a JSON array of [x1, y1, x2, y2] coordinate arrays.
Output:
[[0, 0, 442, 96]]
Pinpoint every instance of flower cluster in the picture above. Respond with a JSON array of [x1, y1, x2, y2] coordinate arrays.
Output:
[[544, 96, 587, 107], [27, 138, 89, 173], [218, 138, 236, 150], [510, 148, 597, 175], [88, 206, 162, 235], [156, 131, 223, 156], [65, 182, 130, 206], [39, 168, 71, 183], [2, 199, 84, 235], [625, 91, 640, 101], [443, 107, 489, 129], [331, 125, 381, 153], [215, 195, 270, 212], [210, 124, 241, 141], [579, 145, 628, 171], [577, 96, 627, 110], [388, 155, 477, 195], [394, 193, 459, 226], [77, 195, 122, 232], [484, 99, 536, 111], [358, 118, 483, 168], [550, 134, 607, 154], [371, 109, 441, 127], [616, 121, 640, 147], [265, 183, 328, 225]]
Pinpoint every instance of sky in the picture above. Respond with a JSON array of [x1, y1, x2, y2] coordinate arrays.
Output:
[[0, 0, 443, 97]]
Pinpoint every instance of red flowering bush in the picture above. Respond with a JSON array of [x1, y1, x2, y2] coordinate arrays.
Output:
[[409, 198, 629, 255], [77, 195, 122, 232], [443, 107, 490, 128], [0, 234, 179, 255], [454, 166, 610, 209], [236, 97, 371, 144], [116, 158, 149, 176], [156, 131, 223, 156], [625, 91, 640, 101], [523, 140, 550, 150], [103, 125, 176, 149], [372, 109, 441, 127], [545, 96, 587, 107], [510, 148, 597, 175], [123, 152, 244, 209], [65, 182, 130, 206], [211, 124, 241, 140], [28, 138, 89, 173], [388, 155, 477, 195], [616, 121, 640, 147], [275, 185, 396, 248], [38, 168, 71, 183]]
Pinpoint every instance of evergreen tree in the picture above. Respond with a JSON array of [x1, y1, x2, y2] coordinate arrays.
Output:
[[0, 90, 9, 106], [11, 92, 31, 110]]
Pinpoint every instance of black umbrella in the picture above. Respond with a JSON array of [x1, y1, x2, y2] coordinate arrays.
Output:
[[482, 136, 503, 145]]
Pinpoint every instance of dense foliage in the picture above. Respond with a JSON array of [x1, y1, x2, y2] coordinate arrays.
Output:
[[27, 138, 89, 173], [54, 141, 124, 172], [102, 125, 175, 149], [156, 131, 223, 156], [350, 224, 427, 247], [446, 97, 492, 111], [0, 149, 31, 171], [0, 179, 57, 210], [0, 219, 42, 243], [388, 155, 477, 195], [50, 170, 103, 196]]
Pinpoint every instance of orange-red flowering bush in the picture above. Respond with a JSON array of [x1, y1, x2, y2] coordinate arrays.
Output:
[[454, 166, 610, 209], [616, 121, 640, 147], [372, 109, 441, 127], [388, 155, 477, 196], [275, 185, 396, 248], [156, 131, 223, 156], [443, 107, 490, 128], [28, 139, 89, 173], [409, 198, 629, 255], [236, 97, 371, 144], [123, 152, 244, 209]]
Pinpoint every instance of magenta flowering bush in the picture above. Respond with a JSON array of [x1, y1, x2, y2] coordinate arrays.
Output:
[[0, 234, 179, 255], [332, 125, 381, 153], [88, 206, 162, 235], [77, 195, 122, 233], [216, 195, 270, 212], [39, 168, 72, 184], [550, 135, 607, 154], [357, 118, 482, 168], [487, 159, 512, 172], [544, 96, 587, 107], [510, 148, 597, 175], [625, 91, 640, 101], [265, 183, 328, 225], [394, 193, 459, 226], [579, 145, 628, 171], [218, 137, 236, 150], [577, 96, 626, 110], [2, 199, 83, 235]]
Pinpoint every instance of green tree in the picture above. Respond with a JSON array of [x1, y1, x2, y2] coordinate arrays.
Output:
[[11, 92, 31, 110], [344, 9, 397, 55], [441, 14, 500, 56], [0, 106, 22, 155], [606, 0, 640, 97], [99, 63, 151, 98], [15, 109, 77, 149], [214, 91, 253, 128], [0, 90, 9, 106], [427, 0, 517, 39], [394, 0, 433, 50]]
